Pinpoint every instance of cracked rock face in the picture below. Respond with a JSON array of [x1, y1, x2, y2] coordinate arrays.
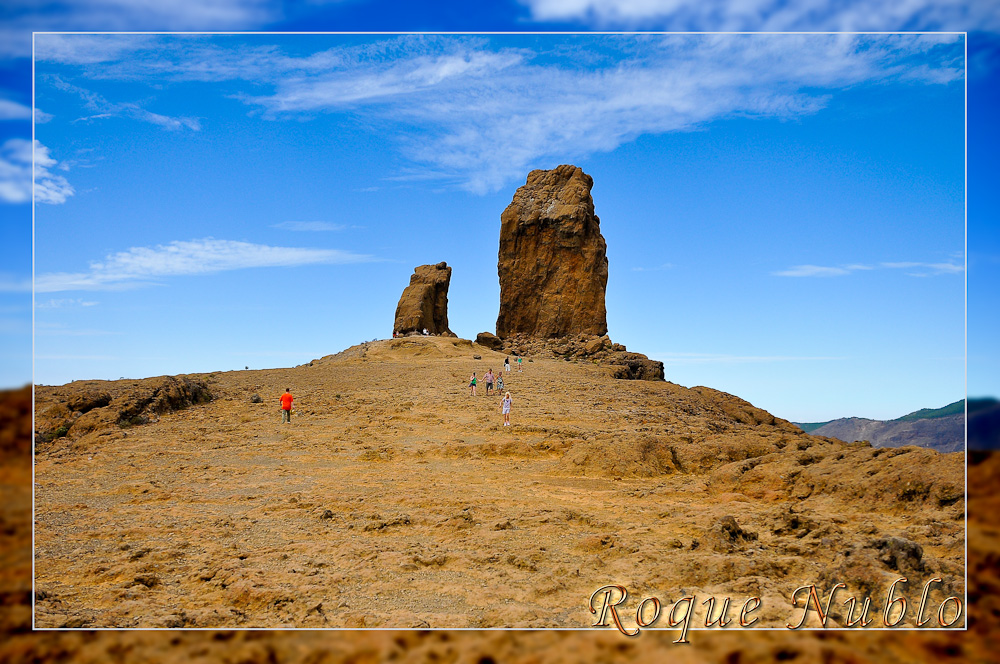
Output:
[[393, 262, 453, 336], [496, 165, 608, 339]]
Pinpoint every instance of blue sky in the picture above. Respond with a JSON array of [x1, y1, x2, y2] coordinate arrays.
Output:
[[1, 1, 998, 425]]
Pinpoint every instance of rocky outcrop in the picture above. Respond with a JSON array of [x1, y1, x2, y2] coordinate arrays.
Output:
[[34, 376, 212, 449], [494, 334, 664, 382], [607, 354, 665, 381], [393, 262, 453, 336], [496, 165, 608, 339], [475, 332, 503, 350], [705, 515, 758, 553]]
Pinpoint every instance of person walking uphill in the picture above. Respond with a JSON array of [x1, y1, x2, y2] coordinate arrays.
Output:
[[280, 388, 293, 423]]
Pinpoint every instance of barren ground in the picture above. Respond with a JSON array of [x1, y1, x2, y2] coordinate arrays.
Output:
[[32, 336, 965, 632]]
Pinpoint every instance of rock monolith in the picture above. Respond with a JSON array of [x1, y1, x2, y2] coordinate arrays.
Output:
[[496, 165, 608, 339], [393, 262, 453, 336]]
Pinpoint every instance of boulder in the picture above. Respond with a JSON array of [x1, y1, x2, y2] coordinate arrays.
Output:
[[475, 332, 504, 350], [393, 262, 453, 336], [584, 336, 608, 354], [496, 165, 608, 339], [870, 535, 924, 575], [705, 515, 758, 553], [608, 354, 665, 381]]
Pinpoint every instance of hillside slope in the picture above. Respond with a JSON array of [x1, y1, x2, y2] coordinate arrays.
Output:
[[32, 336, 964, 629], [807, 414, 965, 453]]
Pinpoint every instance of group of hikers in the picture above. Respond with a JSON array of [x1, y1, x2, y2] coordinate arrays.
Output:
[[277, 353, 525, 428], [469, 355, 522, 427], [392, 328, 432, 338]]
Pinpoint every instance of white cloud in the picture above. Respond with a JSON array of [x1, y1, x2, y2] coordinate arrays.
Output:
[[881, 261, 965, 276], [773, 264, 854, 277], [775, 260, 964, 277], [35, 324, 117, 336], [0, 139, 75, 205], [519, 0, 1000, 32], [50, 76, 201, 131], [32, 34, 161, 65], [34, 238, 376, 292], [34, 354, 118, 361], [32, 34, 964, 194], [271, 221, 348, 232], [36, 298, 99, 308], [631, 263, 673, 271], [235, 35, 961, 193], [2, 2, 283, 60], [0, 98, 32, 120], [0, 275, 32, 292]]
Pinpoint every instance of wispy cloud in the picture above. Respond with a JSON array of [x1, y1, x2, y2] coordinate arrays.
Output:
[[0, 98, 32, 120], [519, 0, 1000, 32], [35, 322, 117, 336], [34, 354, 118, 361], [50, 76, 201, 131], [652, 352, 845, 364], [2, 2, 281, 59], [631, 263, 673, 272], [774, 260, 964, 277], [248, 35, 962, 193], [881, 261, 965, 276], [271, 221, 348, 232], [0, 139, 75, 205], [0, 274, 32, 292], [34, 238, 376, 292], [36, 298, 99, 308], [36, 34, 963, 194], [773, 264, 854, 277]]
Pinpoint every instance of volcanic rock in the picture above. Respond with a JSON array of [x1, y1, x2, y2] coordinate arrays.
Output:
[[496, 165, 608, 339], [494, 334, 664, 381], [608, 354, 665, 381], [393, 262, 453, 336], [475, 332, 503, 350], [870, 535, 925, 574], [705, 515, 758, 553], [33, 375, 212, 448]]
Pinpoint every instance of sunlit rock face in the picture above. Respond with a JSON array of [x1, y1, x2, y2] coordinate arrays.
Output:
[[496, 165, 608, 339]]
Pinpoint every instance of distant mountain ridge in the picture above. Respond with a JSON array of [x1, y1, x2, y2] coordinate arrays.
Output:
[[794, 399, 1000, 453]]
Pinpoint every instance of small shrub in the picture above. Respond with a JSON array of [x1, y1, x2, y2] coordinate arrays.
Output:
[[119, 415, 150, 428]]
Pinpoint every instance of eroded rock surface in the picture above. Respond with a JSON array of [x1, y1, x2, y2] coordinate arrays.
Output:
[[394, 262, 453, 336], [497, 165, 608, 339], [34, 375, 212, 451], [497, 333, 664, 381], [475, 331, 503, 350]]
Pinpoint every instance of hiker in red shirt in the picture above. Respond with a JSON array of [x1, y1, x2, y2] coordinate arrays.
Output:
[[280, 388, 293, 423]]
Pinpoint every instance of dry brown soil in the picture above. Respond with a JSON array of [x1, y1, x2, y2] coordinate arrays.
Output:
[[29, 336, 965, 634], [2, 384, 999, 661]]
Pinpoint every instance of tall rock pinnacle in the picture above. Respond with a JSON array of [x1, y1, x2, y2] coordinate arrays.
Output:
[[393, 262, 454, 336], [496, 165, 609, 339]]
